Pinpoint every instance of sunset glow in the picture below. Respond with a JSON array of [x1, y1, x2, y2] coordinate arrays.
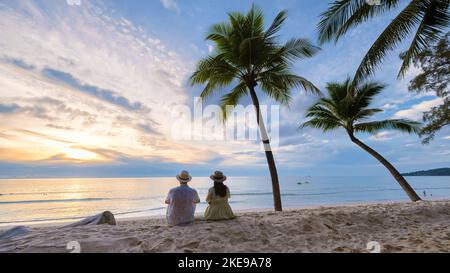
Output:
[[62, 148, 101, 162]]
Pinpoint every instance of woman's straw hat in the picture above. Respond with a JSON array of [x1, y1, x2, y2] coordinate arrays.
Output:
[[210, 171, 227, 183], [176, 170, 192, 183]]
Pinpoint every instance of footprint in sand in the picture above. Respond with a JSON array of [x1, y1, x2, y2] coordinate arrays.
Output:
[[180, 241, 200, 249], [302, 224, 313, 232]]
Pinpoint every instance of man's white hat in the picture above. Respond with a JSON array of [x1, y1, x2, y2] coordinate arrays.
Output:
[[176, 170, 192, 183]]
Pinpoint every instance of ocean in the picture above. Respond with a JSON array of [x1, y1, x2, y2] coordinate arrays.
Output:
[[0, 176, 449, 227]]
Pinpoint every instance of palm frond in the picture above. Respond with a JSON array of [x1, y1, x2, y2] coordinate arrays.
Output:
[[301, 117, 342, 132], [190, 56, 240, 99], [191, 56, 237, 84], [352, 108, 383, 121], [303, 78, 421, 139], [265, 10, 288, 39], [354, 119, 422, 134], [326, 79, 351, 102], [291, 75, 322, 95], [354, 81, 386, 109], [246, 3, 265, 36], [315, 98, 340, 116], [282, 38, 321, 62], [318, 0, 400, 44], [255, 38, 320, 74], [353, 1, 423, 83], [219, 82, 249, 121], [305, 103, 343, 123], [258, 77, 293, 106], [259, 73, 321, 105], [207, 22, 232, 41], [398, 0, 450, 78]]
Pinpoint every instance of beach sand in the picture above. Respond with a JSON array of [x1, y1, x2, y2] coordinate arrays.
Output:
[[1, 200, 450, 253]]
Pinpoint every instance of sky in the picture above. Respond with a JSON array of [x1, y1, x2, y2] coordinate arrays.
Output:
[[0, 0, 448, 178]]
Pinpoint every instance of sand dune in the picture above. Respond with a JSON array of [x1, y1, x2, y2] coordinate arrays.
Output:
[[1, 200, 450, 253]]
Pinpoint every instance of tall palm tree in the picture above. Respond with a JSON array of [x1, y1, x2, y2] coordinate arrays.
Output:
[[318, 0, 450, 83], [301, 78, 422, 202], [190, 5, 321, 211]]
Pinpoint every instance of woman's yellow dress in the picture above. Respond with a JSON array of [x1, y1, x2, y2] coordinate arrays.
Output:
[[204, 187, 236, 221]]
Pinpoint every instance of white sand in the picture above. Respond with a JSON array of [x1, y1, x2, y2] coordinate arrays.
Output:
[[1, 200, 450, 253]]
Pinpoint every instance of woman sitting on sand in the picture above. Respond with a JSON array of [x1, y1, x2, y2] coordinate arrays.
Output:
[[204, 171, 236, 221]]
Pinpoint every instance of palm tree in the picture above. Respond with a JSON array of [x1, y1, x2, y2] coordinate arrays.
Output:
[[190, 5, 321, 211], [301, 78, 422, 202], [318, 0, 450, 83]]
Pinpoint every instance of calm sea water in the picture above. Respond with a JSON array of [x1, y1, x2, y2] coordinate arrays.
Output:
[[0, 176, 449, 227]]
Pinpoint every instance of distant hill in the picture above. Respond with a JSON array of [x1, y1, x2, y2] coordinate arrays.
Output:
[[402, 168, 450, 176]]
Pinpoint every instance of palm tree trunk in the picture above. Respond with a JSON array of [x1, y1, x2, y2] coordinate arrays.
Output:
[[349, 133, 421, 202], [249, 87, 283, 211]]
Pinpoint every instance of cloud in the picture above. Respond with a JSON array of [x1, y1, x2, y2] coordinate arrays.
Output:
[[0, 0, 198, 164], [160, 0, 180, 13], [393, 98, 444, 121], [42, 68, 149, 112], [381, 103, 398, 110], [46, 124, 74, 131], [0, 96, 98, 126], [369, 131, 395, 142]]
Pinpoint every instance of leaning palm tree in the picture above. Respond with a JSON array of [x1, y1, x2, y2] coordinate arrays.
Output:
[[190, 5, 321, 211], [301, 78, 422, 202], [318, 0, 450, 83]]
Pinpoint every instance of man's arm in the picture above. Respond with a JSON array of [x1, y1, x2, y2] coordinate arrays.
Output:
[[165, 190, 172, 204], [193, 190, 200, 204]]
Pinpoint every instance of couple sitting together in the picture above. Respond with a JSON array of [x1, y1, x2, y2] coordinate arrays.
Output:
[[165, 170, 235, 226]]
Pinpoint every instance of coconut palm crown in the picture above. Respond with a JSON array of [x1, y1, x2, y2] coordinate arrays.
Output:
[[302, 78, 422, 201]]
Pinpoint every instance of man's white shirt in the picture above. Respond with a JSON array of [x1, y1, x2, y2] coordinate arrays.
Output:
[[165, 185, 200, 226]]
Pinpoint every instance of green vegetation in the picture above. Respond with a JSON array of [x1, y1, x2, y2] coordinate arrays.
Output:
[[404, 32, 449, 143], [402, 168, 450, 176]]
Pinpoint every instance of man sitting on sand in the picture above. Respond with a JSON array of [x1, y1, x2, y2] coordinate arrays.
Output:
[[165, 170, 200, 226]]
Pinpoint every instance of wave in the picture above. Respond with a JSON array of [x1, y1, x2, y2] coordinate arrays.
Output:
[[114, 207, 166, 216], [233, 192, 300, 196], [233, 186, 450, 197], [0, 215, 90, 225], [0, 198, 110, 205], [0, 190, 114, 197], [0, 207, 167, 225]]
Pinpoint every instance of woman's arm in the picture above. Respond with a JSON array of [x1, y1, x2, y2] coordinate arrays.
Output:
[[206, 188, 213, 204]]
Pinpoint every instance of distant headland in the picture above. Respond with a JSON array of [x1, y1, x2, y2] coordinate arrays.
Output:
[[402, 168, 450, 176]]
